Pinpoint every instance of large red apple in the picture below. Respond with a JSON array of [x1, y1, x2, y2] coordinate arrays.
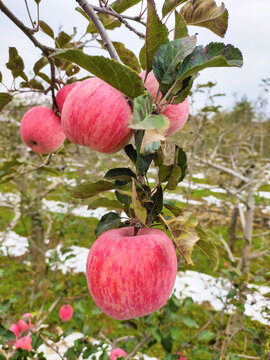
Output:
[[61, 78, 132, 153], [86, 227, 177, 320], [139, 71, 189, 137], [20, 106, 66, 154], [56, 82, 79, 113]]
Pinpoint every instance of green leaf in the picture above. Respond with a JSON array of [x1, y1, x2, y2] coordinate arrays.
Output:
[[171, 74, 195, 104], [0, 93, 13, 112], [163, 200, 182, 216], [153, 146, 164, 167], [37, 72, 51, 84], [197, 330, 214, 342], [0, 71, 2, 82], [95, 212, 121, 238], [75, 7, 91, 21], [112, 42, 141, 73], [177, 43, 243, 81], [135, 131, 153, 175], [33, 57, 48, 74], [130, 114, 169, 130], [159, 164, 173, 183], [195, 226, 219, 271], [166, 165, 182, 190], [110, 0, 141, 13], [54, 50, 145, 99], [73, 180, 115, 199], [180, 315, 198, 328], [166, 211, 199, 264], [162, 0, 188, 17], [39, 20, 54, 38], [6, 47, 27, 81], [180, 0, 228, 38], [115, 180, 132, 205], [132, 178, 147, 224], [55, 31, 72, 48], [88, 197, 123, 211], [174, 11, 188, 39], [145, 0, 169, 73], [20, 79, 44, 90], [139, 44, 146, 70], [153, 36, 197, 85], [104, 168, 136, 181], [148, 185, 163, 221], [177, 147, 188, 182], [0, 324, 15, 341], [124, 144, 137, 165], [132, 93, 153, 125]]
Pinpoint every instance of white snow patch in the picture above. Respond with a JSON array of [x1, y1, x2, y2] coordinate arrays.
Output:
[[164, 192, 201, 205], [202, 195, 223, 207], [192, 173, 205, 179], [0, 231, 28, 256], [258, 191, 270, 199]]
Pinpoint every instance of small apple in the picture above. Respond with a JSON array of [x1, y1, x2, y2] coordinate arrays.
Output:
[[15, 336, 32, 352], [110, 348, 127, 360], [61, 78, 132, 153], [20, 106, 66, 154], [139, 71, 189, 137], [56, 82, 79, 113], [18, 319, 28, 333], [59, 304, 73, 322], [9, 324, 20, 338], [86, 227, 177, 320]]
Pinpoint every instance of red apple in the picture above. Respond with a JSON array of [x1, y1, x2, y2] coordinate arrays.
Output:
[[15, 336, 32, 352], [139, 71, 189, 137], [86, 227, 177, 320], [56, 82, 79, 113], [110, 348, 127, 360], [9, 324, 20, 338], [20, 106, 66, 154], [61, 78, 132, 153], [59, 304, 73, 322], [18, 319, 28, 333]]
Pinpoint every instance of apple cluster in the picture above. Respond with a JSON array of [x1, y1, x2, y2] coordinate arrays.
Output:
[[8, 313, 33, 352], [20, 72, 189, 155]]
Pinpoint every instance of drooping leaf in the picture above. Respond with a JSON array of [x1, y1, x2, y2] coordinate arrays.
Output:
[[39, 20, 54, 38], [174, 11, 188, 39], [0, 93, 13, 112], [148, 185, 163, 221], [180, 315, 198, 328], [159, 164, 173, 183], [164, 146, 188, 189], [166, 165, 182, 190], [75, 7, 90, 21], [134, 131, 153, 175], [166, 211, 199, 264], [177, 146, 188, 182], [6, 47, 27, 81], [95, 212, 121, 238], [162, 0, 188, 17], [73, 180, 114, 199], [152, 36, 197, 85], [104, 168, 136, 181], [130, 114, 169, 130], [132, 178, 147, 224], [180, 0, 228, 38], [177, 43, 243, 81], [54, 50, 145, 99], [153, 146, 165, 166], [139, 44, 146, 70], [124, 144, 137, 165], [33, 57, 48, 74], [145, 0, 169, 73], [195, 226, 219, 271], [20, 79, 44, 90], [171, 74, 196, 104], [65, 63, 80, 77], [37, 72, 51, 83], [88, 197, 124, 211], [112, 42, 141, 73], [0, 71, 2, 82], [115, 180, 132, 205]]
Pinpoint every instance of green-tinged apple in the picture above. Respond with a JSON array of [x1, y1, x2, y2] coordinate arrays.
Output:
[[56, 82, 79, 113], [61, 78, 132, 153], [140, 70, 189, 137], [20, 106, 66, 154], [86, 227, 177, 320]]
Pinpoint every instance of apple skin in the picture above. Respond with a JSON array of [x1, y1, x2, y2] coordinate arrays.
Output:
[[110, 348, 127, 360], [86, 227, 177, 320], [139, 70, 189, 137], [15, 336, 32, 352], [20, 106, 66, 154], [61, 78, 133, 154], [59, 304, 73, 322], [56, 82, 79, 113], [9, 324, 20, 338]]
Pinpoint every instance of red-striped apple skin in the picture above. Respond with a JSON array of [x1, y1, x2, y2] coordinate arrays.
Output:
[[110, 348, 127, 360], [56, 82, 79, 113], [140, 70, 189, 137], [86, 227, 177, 320], [61, 78, 132, 154], [20, 106, 66, 154]]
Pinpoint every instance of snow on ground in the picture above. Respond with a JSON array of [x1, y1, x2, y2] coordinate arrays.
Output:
[[163, 192, 201, 205], [0, 230, 28, 256]]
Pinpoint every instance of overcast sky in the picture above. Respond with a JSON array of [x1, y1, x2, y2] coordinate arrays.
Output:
[[0, 0, 269, 113]]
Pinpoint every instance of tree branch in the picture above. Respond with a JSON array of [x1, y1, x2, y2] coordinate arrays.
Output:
[[76, 0, 121, 62], [125, 333, 152, 360]]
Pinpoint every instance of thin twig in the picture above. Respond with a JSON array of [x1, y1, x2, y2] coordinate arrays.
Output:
[[39, 334, 65, 360], [36, 296, 62, 329], [194, 307, 225, 338], [48, 57, 57, 111], [125, 334, 152, 360], [76, 0, 121, 62]]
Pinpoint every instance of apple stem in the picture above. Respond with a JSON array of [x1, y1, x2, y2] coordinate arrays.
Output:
[[133, 226, 140, 236]]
